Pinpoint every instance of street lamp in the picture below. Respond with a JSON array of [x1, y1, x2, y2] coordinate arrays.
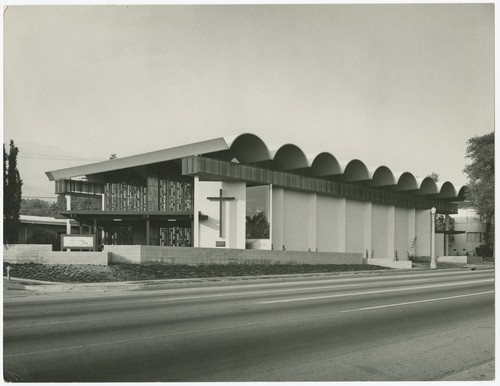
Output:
[[430, 207, 437, 269]]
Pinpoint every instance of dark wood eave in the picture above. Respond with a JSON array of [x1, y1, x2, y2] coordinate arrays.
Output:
[[58, 210, 194, 222]]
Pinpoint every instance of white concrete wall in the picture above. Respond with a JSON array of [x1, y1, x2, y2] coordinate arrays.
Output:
[[415, 209, 431, 257], [282, 190, 316, 251], [435, 234, 445, 257], [395, 207, 413, 261], [4, 245, 108, 265], [195, 181, 246, 249], [271, 186, 284, 250], [316, 195, 346, 252], [346, 201, 371, 254], [371, 204, 394, 259]]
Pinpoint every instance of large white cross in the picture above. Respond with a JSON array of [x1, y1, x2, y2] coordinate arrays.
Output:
[[207, 189, 235, 238]]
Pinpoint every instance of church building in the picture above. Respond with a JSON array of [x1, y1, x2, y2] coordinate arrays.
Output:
[[46, 133, 466, 259]]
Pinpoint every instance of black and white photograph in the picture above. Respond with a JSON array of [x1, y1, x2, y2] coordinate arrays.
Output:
[[3, 2, 495, 382]]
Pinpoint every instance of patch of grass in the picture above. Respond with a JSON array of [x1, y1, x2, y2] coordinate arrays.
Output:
[[3, 262, 390, 283]]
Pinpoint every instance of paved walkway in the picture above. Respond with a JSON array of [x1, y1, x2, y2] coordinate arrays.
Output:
[[440, 360, 495, 381]]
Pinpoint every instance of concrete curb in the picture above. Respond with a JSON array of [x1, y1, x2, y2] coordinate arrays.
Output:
[[4, 265, 494, 294], [440, 359, 495, 381]]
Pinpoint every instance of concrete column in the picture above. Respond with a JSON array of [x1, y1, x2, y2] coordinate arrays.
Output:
[[65, 195, 72, 251], [337, 198, 346, 252], [308, 193, 317, 251], [193, 176, 200, 248], [408, 209, 416, 256], [415, 209, 431, 257], [271, 187, 284, 250], [146, 217, 150, 246], [364, 202, 372, 256], [268, 185, 273, 245], [444, 214, 450, 256], [387, 205, 395, 259], [430, 208, 437, 268]]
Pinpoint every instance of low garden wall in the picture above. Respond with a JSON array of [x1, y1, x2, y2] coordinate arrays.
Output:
[[3, 244, 52, 264], [4, 244, 108, 265], [367, 258, 413, 269], [437, 255, 483, 264], [106, 245, 363, 265]]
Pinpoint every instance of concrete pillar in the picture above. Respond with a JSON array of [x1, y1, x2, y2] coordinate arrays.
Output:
[[415, 209, 431, 257], [387, 205, 395, 259], [271, 186, 284, 250], [65, 195, 72, 253], [193, 176, 200, 248], [308, 193, 317, 251], [268, 185, 273, 245], [337, 198, 346, 252], [444, 214, 450, 256], [146, 217, 150, 246], [408, 209, 416, 256], [364, 202, 372, 256]]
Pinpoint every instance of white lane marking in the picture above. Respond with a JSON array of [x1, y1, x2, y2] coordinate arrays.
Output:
[[5, 274, 493, 330], [4, 288, 494, 359], [258, 279, 494, 304], [151, 283, 361, 302], [150, 273, 493, 302], [340, 291, 495, 313], [150, 270, 494, 294]]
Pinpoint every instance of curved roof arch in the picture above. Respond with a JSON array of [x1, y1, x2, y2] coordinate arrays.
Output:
[[457, 185, 469, 200], [271, 144, 310, 170], [437, 181, 457, 199], [370, 166, 397, 187], [225, 133, 272, 163], [309, 152, 342, 176], [393, 172, 418, 191], [341, 159, 370, 182], [415, 177, 439, 195]]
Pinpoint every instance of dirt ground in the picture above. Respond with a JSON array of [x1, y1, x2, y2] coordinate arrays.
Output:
[[3, 262, 390, 283]]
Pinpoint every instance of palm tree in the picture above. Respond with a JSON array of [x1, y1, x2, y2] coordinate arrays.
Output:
[[246, 212, 270, 239]]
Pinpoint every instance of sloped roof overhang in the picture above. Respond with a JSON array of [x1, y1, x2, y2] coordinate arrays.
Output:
[[46, 137, 230, 181]]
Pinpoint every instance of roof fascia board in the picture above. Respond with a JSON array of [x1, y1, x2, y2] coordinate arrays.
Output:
[[46, 137, 229, 181]]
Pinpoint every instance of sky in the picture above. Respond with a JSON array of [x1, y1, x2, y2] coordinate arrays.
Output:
[[3, 4, 495, 200]]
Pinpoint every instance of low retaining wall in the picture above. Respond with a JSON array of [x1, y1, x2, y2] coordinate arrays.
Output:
[[106, 245, 363, 265], [3, 244, 52, 264], [103, 245, 141, 264], [4, 244, 108, 265], [437, 255, 483, 264], [367, 258, 413, 269]]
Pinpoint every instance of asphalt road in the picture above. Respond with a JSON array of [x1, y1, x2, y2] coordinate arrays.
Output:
[[3, 269, 495, 382]]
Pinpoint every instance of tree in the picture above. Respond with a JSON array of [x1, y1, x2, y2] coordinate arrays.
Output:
[[3, 140, 23, 244], [463, 132, 494, 248], [427, 172, 439, 182], [435, 214, 455, 249], [109, 154, 118, 160], [20, 198, 59, 217], [246, 212, 270, 239]]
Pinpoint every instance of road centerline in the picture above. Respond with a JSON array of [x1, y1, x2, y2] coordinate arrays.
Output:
[[339, 291, 495, 313], [257, 278, 494, 304]]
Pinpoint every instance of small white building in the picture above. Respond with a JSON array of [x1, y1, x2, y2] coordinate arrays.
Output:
[[449, 208, 487, 256]]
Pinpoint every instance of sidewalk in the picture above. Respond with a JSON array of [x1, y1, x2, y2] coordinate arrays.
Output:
[[440, 360, 495, 381]]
